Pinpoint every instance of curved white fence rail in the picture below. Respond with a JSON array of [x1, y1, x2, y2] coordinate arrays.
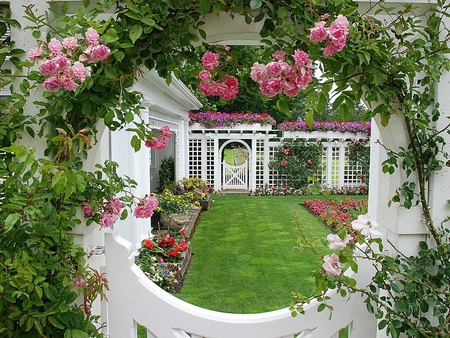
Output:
[[105, 231, 378, 338]]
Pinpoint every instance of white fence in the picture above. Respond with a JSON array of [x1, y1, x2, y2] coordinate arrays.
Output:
[[105, 231, 378, 338]]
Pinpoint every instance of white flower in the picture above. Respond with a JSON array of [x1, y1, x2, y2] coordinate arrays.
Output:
[[351, 214, 379, 236], [327, 233, 353, 250], [322, 253, 344, 276]]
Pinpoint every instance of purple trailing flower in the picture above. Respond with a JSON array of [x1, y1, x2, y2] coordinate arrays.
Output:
[[189, 111, 276, 128]]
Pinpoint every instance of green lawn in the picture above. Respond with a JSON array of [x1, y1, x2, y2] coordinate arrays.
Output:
[[175, 194, 332, 313]]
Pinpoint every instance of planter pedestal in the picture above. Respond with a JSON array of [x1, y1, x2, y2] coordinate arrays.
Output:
[[158, 213, 190, 232]]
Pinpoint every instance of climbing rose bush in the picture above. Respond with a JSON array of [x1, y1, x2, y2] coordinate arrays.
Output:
[[145, 126, 173, 151], [197, 46, 239, 101], [309, 14, 349, 56], [251, 49, 314, 98], [28, 27, 110, 92]]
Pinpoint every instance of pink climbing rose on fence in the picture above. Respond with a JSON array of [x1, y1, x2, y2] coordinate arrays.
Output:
[[197, 46, 239, 101], [250, 48, 314, 98], [145, 126, 172, 150], [28, 27, 110, 92], [309, 14, 349, 56], [134, 195, 159, 219]]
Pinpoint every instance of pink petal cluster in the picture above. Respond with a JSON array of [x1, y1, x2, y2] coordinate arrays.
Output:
[[281, 160, 289, 166], [145, 126, 172, 151], [28, 27, 109, 92], [250, 49, 314, 98], [327, 233, 353, 250], [82, 201, 95, 217], [309, 14, 349, 56], [197, 47, 239, 101], [322, 253, 344, 276], [99, 197, 122, 228], [74, 278, 87, 288], [134, 195, 159, 219]]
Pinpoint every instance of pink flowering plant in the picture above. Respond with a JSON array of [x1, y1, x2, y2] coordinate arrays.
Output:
[[189, 111, 276, 128], [269, 139, 323, 189], [277, 121, 371, 135], [197, 46, 240, 101]]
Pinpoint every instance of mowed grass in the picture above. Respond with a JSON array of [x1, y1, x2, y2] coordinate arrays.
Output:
[[175, 194, 332, 314]]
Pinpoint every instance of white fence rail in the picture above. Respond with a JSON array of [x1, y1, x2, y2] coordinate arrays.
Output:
[[105, 231, 378, 338]]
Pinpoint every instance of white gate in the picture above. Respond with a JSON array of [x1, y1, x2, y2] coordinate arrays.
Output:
[[222, 161, 248, 189]]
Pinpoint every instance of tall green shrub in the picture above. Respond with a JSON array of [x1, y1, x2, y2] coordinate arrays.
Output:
[[158, 157, 175, 192]]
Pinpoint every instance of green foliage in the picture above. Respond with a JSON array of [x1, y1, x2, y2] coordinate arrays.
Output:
[[347, 138, 370, 187], [0, 146, 133, 336], [269, 139, 323, 189], [157, 157, 175, 192]]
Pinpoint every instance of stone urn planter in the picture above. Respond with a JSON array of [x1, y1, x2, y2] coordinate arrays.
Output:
[[199, 197, 212, 211], [159, 213, 190, 232]]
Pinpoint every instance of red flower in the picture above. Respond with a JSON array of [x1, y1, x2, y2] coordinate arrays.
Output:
[[143, 239, 154, 249], [180, 229, 185, 235], [167, 237, 176, 246]]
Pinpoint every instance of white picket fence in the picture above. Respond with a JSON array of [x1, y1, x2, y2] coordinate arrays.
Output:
[[105, 231, 378, 338]]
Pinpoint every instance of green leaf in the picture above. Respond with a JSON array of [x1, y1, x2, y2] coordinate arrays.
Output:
[[83, 0, 90, 8], [305, 111, 314, 129], [199, 0, 212, 15], [44, 284, 59, 301], [2, 145, 27, 158], [130, 25, 143, 44], [103, 28, 119, 43], [5, 213, 20, 233], [250, 0, 262, 9]]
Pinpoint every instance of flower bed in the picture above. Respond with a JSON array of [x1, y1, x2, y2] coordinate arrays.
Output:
[[189, 111, 276, 128], [249, 184, 367, 196], [302, 197, 368, 231]]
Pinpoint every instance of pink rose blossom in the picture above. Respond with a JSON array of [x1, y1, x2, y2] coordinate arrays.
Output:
[[283, 148, 289, 155], [199, 80, 226, 97], [80, 46, 92, 62], [60, 73, 78, 91], [28, 46, 43, 62], [197, 70, 211, 82], [322, 254, 344, 276], [40, 59, 59, 76], [250, 62, 267, 83], [91, 45, 110, 61], [327, 233, 353, 250], [42, 76, 61, 92], [201, 51, 220, 70], [85, 27, 99, 46], [62, 37, 78, 51], [260, 77, 284, 98], [107, 198, 122, 216], [266, 61, 283, 77], [54, 55, 70, 71], [82, 201, 95, 217], [281, 160, 288, 166], [351, 214, 380, 236], [99, 212, 117, 228], [221, 75, 239, 101], [292, 49, 311, 67], [332, 15, 349, 34], [48, 38, 63, 56], [134, 195, 159, 219], [272, 50, 286, 61], [309, 21, 328, 42], [307, 159, 313, 165], [72, 61, 87, 82]]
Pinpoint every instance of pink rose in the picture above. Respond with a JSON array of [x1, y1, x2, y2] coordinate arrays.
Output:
[[292, 49, 311, 67], [281, 160, 289, 166], [307, 159, 313, 165], [197, 70, 211, 82], [283, 86, 301, 98], [322, 254, 344, 276], [40, 59, 59, 76], [82, 201, 95, 217], [309, 21, 328, 42], [266, 61, 283, 77], [327, 233, 353, 250], [62, 37, 78, 52], [99, 212, 117, 228], [48, 38, 62, 56], [54, 56, 70, 71], [283, 148, 289, 155], [250, 62, 267, 83], [28, 46, 43, 62], [271, 50, 286, 61], [42, 76, 61, 92], [85, 27, 99, 46], [91, 45, 110, 61], [221, 75, 239, 100], [201, 51, 220, 70], [134, 196, 158, 219], [259, 77, 284, 98], [199, 80, 226, 97], [60, 72, 78, 91], [332, 15, 349, 34], [72, 61, 87, 82], [323, 38, 345, 56]]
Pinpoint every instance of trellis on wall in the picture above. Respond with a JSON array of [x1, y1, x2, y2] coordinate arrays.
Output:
[[188, 126, 370, 191]]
